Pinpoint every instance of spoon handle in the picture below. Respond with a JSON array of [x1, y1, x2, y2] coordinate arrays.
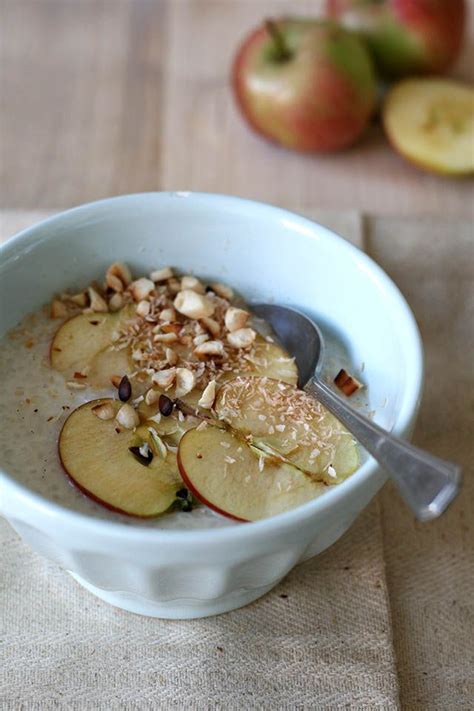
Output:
[[306, 377, 461, 521]]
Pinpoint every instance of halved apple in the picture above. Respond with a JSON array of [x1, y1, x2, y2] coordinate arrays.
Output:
[[50, 307, 134, 387], [383, 79, 474, 176], [215, 376, 358, 484], [59, 399, 182, 517], [178, 426, 326, 521]]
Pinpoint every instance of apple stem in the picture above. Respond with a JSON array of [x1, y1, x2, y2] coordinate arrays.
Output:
[[265, 19, 292, 62]]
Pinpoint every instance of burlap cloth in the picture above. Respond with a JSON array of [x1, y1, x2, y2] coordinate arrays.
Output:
[[0, 209, 472, 710]]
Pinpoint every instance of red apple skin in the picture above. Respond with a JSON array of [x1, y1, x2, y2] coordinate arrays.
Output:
[[232, 19, 377, 152], [327, 0, 466, 77], [177, 448, 248, 523]]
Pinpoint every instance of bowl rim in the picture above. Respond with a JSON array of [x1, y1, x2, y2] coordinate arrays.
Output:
[[0, 192, 424, 543]]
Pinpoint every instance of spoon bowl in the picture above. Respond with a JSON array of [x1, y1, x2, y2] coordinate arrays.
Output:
[[253, 303, 461, 522]]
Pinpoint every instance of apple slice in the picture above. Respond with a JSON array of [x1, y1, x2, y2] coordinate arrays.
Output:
[[383, 79, 474, 176], [215, 376, 358, 484], [178, 425, 326, 521], [225, 335, 298, 385], [59, 399, 182, 517], [51, 306, 134, 387]]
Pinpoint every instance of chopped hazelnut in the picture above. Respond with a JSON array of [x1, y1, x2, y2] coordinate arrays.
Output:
[[88, 287, 108, 313], [198, 380, 217, 409], [116, 403, 140, 429], [194, 340, 225, 358], [145, 388, 160, 406], [200, 316, 221, 337], [130, 277, 154, 302], [108, 293, 124, 312], [227, 327, 256, 349], [181, 275, 205, 294], [210, 282, 234, 300], [224, 306, 249, 333], [106, 262, 132, 292], [159, 307, 176, 322], [175, 368, 196, 397], [92, 402, 116, 420], [174, 290, 215, 319], [150, 267, 174, 282], [136, 300, 151, 317], [152, 368, 176, 389], [51, 299, 68, 319], [165, 347, 178, 366]]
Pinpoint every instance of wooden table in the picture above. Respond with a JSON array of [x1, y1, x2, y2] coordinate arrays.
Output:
[[1, 2, 473, 709], [1, 0, 473, 217]]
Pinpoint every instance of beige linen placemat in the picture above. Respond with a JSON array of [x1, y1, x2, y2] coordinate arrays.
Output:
[[0, 208, 400, 709]]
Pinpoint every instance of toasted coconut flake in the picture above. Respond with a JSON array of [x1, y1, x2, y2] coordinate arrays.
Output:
[[116, 403, 140, 429], [106, 262, 132, 292], [92, 402, 115, 420], [194, 340, 225, 358], [136, 300, 151, 317], [51, 299, 68, 319], [227, 327, 256, 349], [129, 277, 154, 302], [150, 267, 174, 282], [334, 369, 364, 396], [210, 282, 234, 300], [66, 380, 87, 390], [152, 367, 176, 389], [174, 290, 215, 319], [88, 287, 108, 313], [198, 380, 217, 409], [224, 306, 249, 332], [108, 292, 124, 312], [175, 367, 196, 397]]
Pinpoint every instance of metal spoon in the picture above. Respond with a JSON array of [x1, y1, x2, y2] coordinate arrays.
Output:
[[252, 304, 461, 521]]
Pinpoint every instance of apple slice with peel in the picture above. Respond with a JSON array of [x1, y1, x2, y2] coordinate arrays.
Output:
[[215, 376, 358, 485], [178, 425, 326, 521], [59, 399, 182, 517], [383, 79, 474, 176], [51, 307, 134, 387]]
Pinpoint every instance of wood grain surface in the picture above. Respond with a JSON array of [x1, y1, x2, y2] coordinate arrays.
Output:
[[1, 0, 473, 215]]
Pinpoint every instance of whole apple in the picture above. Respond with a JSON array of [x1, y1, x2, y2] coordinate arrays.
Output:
[[327, 0, 466, 78], [232, 19, 377, 152]]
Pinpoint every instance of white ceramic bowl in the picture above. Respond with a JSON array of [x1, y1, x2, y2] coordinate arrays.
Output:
[[0, 193, 423, 618]]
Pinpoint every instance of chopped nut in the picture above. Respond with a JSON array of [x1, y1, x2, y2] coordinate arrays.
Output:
[[116, 403, 140, 429], [106, 262, 132, 292], [167, 278, 181, 294], [210, 282, 234, 300], [227, 327, 256, 349], [88, 287, 108, 313], [174, 290, 215, 319], [154, 332, 178, 343], [165, 347, 178, 366], [224, 306, 249, 333], [334, 369, 364, 396], [136, 300, 151, 317], [69, 292, 88, 307], [110, 374, 122, 388], [51, 299, 68, 319], [161, 323, 181, 335], [175, 367, 196, 397], [145, 388, 160, 406], [148, 428, 167, 459], [198, 380, 217, 409], [152, 367, 176, 389], [194, 340, 225, 358], [150, 267, 174, 282], [193, 333, 209, 346], [200, 317, 221, 337], [130, 277, 154, 302], [159, 307, 176, 322], [181, 275, 205, 294], [108, 293, 124, 312], [92, 402, 116, 420], [66, 380, 87, 390]]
